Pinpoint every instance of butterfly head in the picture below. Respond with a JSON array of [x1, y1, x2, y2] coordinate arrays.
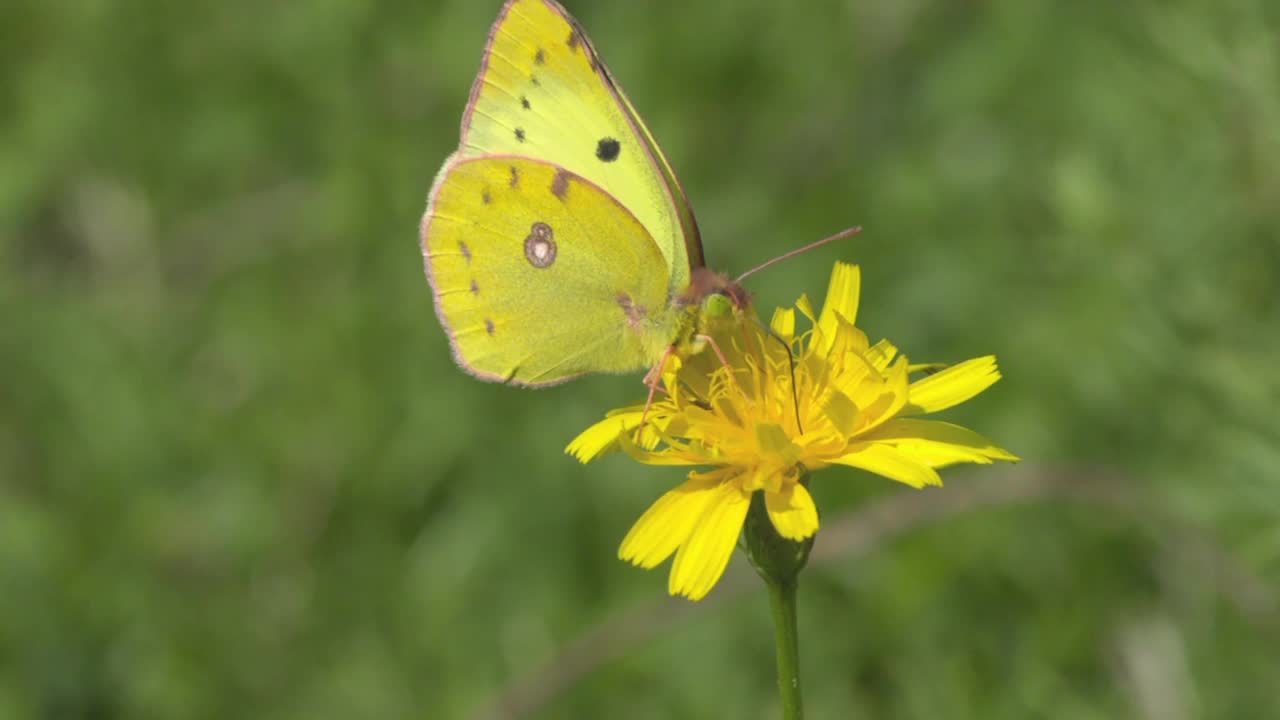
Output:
[[685, 267, 750, 307], [682, 266, 751, 323], [664, 267, 753, 365]]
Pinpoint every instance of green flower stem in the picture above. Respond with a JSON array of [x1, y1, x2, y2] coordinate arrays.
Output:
[[743, 485, 814, 720], [766, 574, 804, 720]]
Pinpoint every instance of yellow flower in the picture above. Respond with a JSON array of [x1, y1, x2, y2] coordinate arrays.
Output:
[[567, 263, 1018, 600]]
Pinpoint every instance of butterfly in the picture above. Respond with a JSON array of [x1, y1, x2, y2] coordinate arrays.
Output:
[[419, 0, 753, 389]]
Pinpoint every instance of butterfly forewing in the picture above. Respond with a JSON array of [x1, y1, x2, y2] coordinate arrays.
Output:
[[458, 0, 702, 294], [608, 80, 704, 270]]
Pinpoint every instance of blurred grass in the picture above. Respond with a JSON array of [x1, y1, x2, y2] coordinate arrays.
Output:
[[2, 0, 1278, 718]]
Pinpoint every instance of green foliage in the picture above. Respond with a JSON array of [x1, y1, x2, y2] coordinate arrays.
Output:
[[2, 0, 1278, 717]]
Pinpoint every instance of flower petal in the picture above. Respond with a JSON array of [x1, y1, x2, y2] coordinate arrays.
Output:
[[859, 418, 1020, 467], [818, 388, 859, 437], [905, 355, 1002, 415], [818, 262, 861, 332], [669, 481, 752, 600], [619, 472, 726, 569], [831, 443, 942, 488], [795, 293, 817, 322], [618, 431, 702, 466], [770, 307, 796, 340], [864, 339, 899, 372], [849, 355, 910, 434], [766, 482, 819, 540], [566, 412, 643, 462], [756, 422, 800, 466]]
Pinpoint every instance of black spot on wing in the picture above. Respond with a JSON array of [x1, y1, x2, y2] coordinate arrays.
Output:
[[509, 166, 519, 187], [596, 138, 620, 162], [534, 48, 546, 65], [520, 95, 531, 110], [514, 127, 526, 142]]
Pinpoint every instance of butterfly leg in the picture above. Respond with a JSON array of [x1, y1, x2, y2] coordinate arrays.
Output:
[[695, 333, 747, 401], [640, 345, 676, 426]]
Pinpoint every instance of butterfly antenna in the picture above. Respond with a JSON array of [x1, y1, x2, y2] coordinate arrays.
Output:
[[734, 226, 862, 284]]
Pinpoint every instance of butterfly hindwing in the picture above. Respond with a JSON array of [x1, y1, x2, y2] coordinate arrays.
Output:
[[422, 156, 678, 386]]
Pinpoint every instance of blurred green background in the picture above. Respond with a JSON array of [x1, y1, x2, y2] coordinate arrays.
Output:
[[3, 0, 1278, 717]]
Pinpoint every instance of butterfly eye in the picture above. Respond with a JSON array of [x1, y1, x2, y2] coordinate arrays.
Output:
[[701, 292, 735, 320]]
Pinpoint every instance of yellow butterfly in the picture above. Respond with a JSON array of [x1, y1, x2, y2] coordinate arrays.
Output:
[[421, 0, 768, 386]]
